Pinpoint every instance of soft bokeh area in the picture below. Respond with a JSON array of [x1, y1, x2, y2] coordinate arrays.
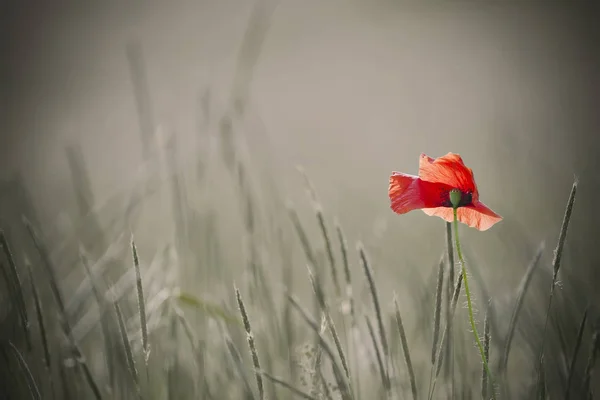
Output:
[[2, 1, 599, 399]]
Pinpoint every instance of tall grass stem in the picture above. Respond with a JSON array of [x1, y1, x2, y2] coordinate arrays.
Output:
[[452, 208, 496, 400]]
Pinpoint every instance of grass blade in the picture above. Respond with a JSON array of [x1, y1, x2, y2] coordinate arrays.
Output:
[[429, 273, 463, 400], [131, 238, 150, 364], [3, 340, 41, 400], [259, 370, 319, 400], [317, 205, 341, 297], [235, 286, 264, 400], [225, 335, 257, 400], [431, 255, 444, 366], [501, 242, 545, 372], [482, 302, 491, 400], [365, 316, 389, 391], [175, 289, 241, 326], [537, 179, 577, 384], [23, 218, 66, 317], [393, 295, 418, 400], [287, 294, 352, 400], [581, 326, 599, 398], [79, 249, 115, 393], [26, 261, 54, 397], [358, 243, 389, 387], [564, 307, 588, 400], [114, 301, 140, 397], [288, 204, 317, 268], [0, 230, 32, 350], [306, 264, 349, 379]]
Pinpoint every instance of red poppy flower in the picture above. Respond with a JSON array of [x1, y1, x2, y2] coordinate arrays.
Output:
[[388, 152, 502, 231]]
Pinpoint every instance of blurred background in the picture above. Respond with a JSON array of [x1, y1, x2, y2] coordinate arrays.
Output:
[[1, 1, 599, 399]]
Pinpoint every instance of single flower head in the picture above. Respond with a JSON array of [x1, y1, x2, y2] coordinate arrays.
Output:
[[388, 152, 502, 231]]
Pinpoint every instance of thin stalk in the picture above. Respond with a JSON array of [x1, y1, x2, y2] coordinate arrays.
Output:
[[235, 286, 264, 400], [536, 180, 577, 390], [452, 208, 496, 400]]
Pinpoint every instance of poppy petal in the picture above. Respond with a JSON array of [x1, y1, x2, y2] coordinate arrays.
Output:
[[389, 173, 426, 214], [421, 207, 454, 223], [389, 173, 448, 213], [464, 201, 503, 231], [422, 202, 502, 231], [418, 153, 478, 197]]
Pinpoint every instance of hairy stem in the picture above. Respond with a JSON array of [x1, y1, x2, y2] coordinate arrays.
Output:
[[453, 208, 496, 400]]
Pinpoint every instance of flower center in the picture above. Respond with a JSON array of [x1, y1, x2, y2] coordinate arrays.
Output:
[[449, 188, 462, 208], [447, 188, 473, 209]]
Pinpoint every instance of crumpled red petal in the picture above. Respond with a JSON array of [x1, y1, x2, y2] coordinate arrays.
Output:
[[389, 173, 426, 214], [418, 153, 478, 199], [422, 201, 502, 231], [389, 173, 449, 214]]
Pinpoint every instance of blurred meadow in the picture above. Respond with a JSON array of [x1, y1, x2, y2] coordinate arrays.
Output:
[[1, 1, 600, 399]]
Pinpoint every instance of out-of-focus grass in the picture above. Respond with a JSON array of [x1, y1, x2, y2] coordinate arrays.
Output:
[[1, 146, 596, 400], [1, 4, 599, 400]]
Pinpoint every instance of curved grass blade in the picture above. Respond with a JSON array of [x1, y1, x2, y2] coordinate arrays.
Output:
[[306, 263, 350, 379], [358, 243, 389, 387], [581, 327, 599, 397], [80, 249, 115, 392], [174, 290, 241, 326], [114, 301, 140, 398], [225, 335, 257, 400], [500, 242, 545, 372], [536, 179, 577, 386], [393, 295, 418, 400], [0, 230, 31, 350], [26, 262, 54, 397], [259, 369, 318, 400], [564, 307, 588, 400], [287, 294, 353, 400], [3, 340, 41, 400], [365, 316, 389, 391]]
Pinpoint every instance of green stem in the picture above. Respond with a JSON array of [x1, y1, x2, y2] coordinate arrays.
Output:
[[453, 208, 496, 400]]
